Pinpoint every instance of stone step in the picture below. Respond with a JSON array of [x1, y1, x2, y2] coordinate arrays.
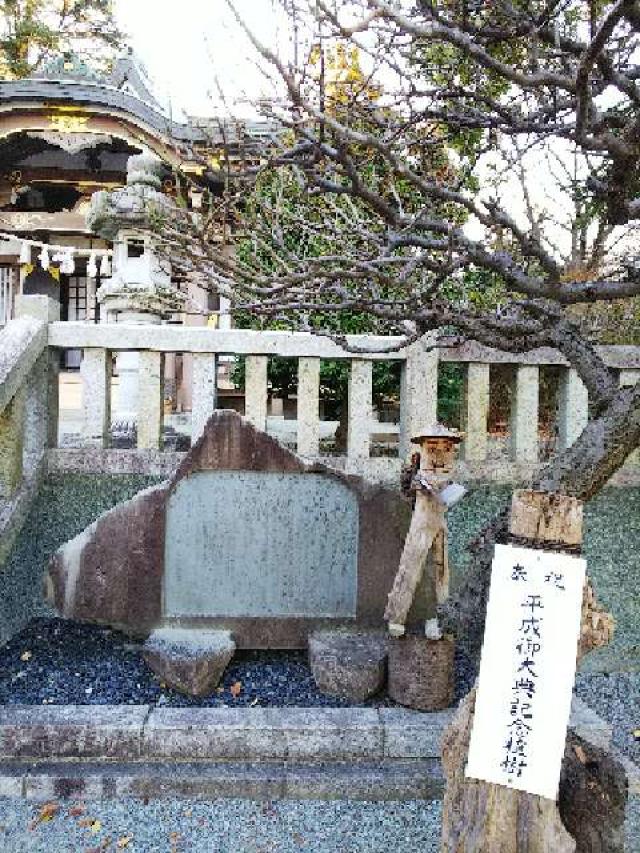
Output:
[[0, 705, 453, 764], [0, 759, 445, 802]]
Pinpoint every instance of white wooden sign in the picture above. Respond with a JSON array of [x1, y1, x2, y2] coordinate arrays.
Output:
[[466, 543, 586, 800]]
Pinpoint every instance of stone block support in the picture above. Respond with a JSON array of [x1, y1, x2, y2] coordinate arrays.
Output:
[[138, 351, 163, 450], [557, 368, 589, 451], [23, 351, 49, 473], [509, 364, 539, 463], [81, 349, 111, 448], [399, 337, 438, 460], [0, 387, 25, 499], [297, 357, 321, 457], [191, 354, 218, 443], [244, 355, 268, 430], [348, 360, 373, 460], [461, 362, 490, 462]]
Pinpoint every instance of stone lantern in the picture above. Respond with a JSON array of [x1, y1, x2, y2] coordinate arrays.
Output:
[[87, 153, 185, 424]]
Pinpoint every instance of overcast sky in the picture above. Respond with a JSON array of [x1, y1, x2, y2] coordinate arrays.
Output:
[[114, 0, 289, 118]]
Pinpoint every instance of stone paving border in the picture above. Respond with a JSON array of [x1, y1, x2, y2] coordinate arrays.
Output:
[[0, 706, 453, 764], [0, 699, 635, 801]]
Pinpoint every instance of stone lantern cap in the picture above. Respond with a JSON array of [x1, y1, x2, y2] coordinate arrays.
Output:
[[410, 423, 463, 444]]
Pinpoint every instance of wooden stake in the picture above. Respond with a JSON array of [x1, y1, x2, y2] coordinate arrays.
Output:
[[384, 489, 445, 631]]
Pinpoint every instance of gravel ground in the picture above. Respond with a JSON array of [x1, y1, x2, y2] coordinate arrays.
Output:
[[0, 796, 637, 852], [0, 798, 443, 853], [0, 617, 475, 708]]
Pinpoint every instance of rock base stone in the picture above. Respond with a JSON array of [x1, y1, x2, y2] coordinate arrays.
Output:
[[388, 635, 455, 711], [143, 628, 236, 697], [309, 630, 388, 702]]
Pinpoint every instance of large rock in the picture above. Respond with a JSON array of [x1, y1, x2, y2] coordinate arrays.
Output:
[[309, 630, 387, 702], [143, 628, 236, 697], [46, 410, 427, 646]]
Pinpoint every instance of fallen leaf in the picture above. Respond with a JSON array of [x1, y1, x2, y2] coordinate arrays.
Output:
[[37, 802, 59, 823], [633, 729, 640, 740], [89, 820, 103, 834], [20, 651, 32, 662], [68, 803, 87, 818], [117, 834, 134, 848], [182, 808, 193, 818], [230, 681, 242, 698]]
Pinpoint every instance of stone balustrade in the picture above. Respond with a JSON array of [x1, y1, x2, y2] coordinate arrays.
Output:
[[0, 309, 634, 487], [0, 296, 58, 563]]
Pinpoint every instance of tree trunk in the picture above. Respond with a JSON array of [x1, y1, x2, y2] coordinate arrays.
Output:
[[441, 490, 623, 852]]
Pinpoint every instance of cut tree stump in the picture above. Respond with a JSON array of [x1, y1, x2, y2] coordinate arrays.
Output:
[[441, 490, 626, 853]]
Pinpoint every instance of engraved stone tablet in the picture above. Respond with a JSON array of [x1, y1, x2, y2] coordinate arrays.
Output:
[[164, 471, 358, 618]]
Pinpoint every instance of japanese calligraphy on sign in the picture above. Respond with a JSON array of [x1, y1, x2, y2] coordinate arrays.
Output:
[[465, 544, 586, 800]]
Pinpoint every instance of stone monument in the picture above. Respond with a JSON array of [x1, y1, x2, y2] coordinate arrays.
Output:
[[46, 411, 432, 696]]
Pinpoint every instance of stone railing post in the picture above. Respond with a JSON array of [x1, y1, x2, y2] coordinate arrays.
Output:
[[22, 351, 49, 473], [348, 359, 373, 460], [399, 336, 438, 460], [191, 353, 218, 444], [510, 364, 539, 463], [0, 386, 25, 499], [557, 368, 589, 451], [15, 294, 60, 450], [138, 351, 164, 450], [81, 349, 112, 448], [297, 357, 321, 457], [461, 362, 490, 462], [620, 369, 640, 465], [244, 355, 268, 430]]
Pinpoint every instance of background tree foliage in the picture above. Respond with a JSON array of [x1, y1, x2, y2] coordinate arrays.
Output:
[[0, 0, 122, 79]]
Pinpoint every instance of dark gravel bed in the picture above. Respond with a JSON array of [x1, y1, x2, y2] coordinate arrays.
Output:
[[0, 617, 475, 708]]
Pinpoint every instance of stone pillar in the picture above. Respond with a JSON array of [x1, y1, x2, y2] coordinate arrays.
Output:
[[191, 353, 218, 443], [297, 357, 321, 457], [138, 351, 163, 450], [557, 368, 589, 451], [461, 362, 490, 462], [15, 295, 60, 450], [619, 369, 640, 465], [510, 364, 539, 463], [47, 349, 59, 449], [23, 351, 49, 473], [399, 336, 439, 460], [244, 355, 268, 430], [114, 351, 140, 422], [0, 387, 25, 499], [348, 359, 373, 460], [81, 348, 111, 448]]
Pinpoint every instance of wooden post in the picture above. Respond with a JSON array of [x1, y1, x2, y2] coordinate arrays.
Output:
[[441, 490, 616, 853], [384, 489, 446, 632]]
